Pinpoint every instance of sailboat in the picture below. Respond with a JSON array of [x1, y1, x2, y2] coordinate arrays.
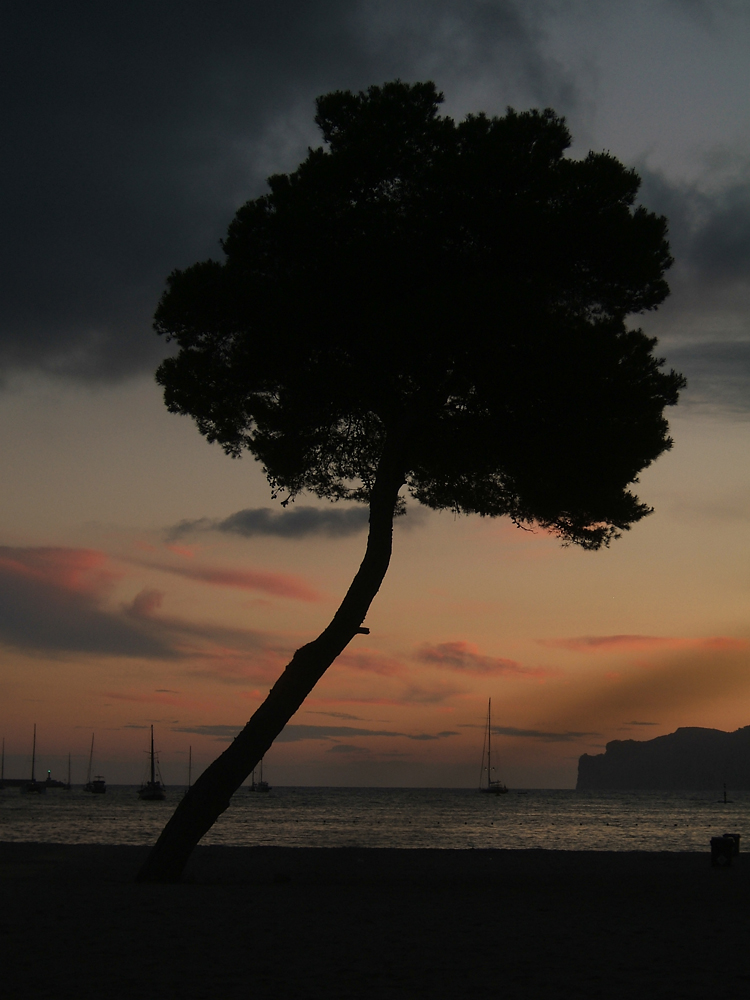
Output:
[[83, 734, 106, 793], [138, 725, 166, 800], [1, 736, 6, 790], [479, 699, 508, 795], [20, 724, 46, 794], [249, 757, 270, 793]]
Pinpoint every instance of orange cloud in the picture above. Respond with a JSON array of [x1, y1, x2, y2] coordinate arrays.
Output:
[[416, 641, 553, 678], [540, 635, 749, 653]]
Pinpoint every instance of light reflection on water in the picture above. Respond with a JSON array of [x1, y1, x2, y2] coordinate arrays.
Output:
[[1, 786, 747, 850]]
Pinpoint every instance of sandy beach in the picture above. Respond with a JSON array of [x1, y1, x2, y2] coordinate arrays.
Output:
[[2, 843, 749, 999]]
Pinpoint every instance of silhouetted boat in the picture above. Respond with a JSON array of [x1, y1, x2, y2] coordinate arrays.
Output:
[[83, 734, 106, 793], [138, 725, 167, 801], [249, 758, 270, 793], [20, 724, 46, 794], [0, 736, 5, 790], [479, 699, 508, 795], [43, 769, 67, 788], [719, 783, 734, 804]]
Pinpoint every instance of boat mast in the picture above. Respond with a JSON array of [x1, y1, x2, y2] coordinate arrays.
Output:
[[188, 746, 192, 789], [67, 752, 71, 789], [487, 699, 492, 788], [87, 734, 94, 785], [1, 736, 4, 782], [150, 725, 156, 785], [31, 723, 37, 782]]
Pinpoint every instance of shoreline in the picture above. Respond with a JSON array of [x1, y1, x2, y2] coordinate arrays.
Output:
[[2, 843, 749, 998]]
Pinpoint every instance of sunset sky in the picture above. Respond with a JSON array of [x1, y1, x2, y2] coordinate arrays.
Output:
[[2, 1, 750, 788]]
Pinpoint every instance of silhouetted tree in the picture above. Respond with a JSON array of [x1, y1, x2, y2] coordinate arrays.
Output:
[[137, 81, 684, 882]]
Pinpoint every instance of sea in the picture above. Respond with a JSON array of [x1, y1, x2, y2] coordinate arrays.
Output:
[[1, 786, 747, 851]]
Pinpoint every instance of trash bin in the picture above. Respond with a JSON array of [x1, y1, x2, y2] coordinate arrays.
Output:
[[711, 836, 734, 867], [722, 833, 740, 856]]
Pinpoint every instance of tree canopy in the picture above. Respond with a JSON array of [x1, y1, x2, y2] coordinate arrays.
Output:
[[156, 80, 683, 550], [139, 81, 684, 882]]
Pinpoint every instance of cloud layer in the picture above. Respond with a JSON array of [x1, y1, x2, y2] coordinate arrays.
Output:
[[142, 560, 322, 602], [172, 722, 458, 742], [1, 0, 569, 381], [0, 546, 171, 658], [0, 545, 286, 674], [170, 506, 370, 540], [416, 641, 552, 677], [490, 726, 599, 743]]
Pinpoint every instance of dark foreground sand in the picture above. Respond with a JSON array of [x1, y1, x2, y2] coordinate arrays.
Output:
[[1, 843, 749, 1000]]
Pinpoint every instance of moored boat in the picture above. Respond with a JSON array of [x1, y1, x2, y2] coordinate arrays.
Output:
[[249, 757, 270, 793]]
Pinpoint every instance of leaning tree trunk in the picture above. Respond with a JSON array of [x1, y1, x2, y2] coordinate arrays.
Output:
[[136, 447, 406, 882]]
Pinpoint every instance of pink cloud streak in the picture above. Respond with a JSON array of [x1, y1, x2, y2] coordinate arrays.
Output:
[[415, 641, 553, 678], [0, 546, 118, 595], [143, 561, 321, 602]]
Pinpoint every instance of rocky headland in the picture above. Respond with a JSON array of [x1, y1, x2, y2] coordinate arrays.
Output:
[[577, 725, 750, 790]]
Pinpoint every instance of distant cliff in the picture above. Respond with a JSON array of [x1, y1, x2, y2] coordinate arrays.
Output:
[[577, 726, 750, 790]]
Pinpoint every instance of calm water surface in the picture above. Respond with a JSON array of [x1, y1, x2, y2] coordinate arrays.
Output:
[[0, 786, 746, 850]]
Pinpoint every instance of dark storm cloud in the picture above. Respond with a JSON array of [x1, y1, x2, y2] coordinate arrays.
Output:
[[666, 0, 748, 27], [168, 504, 429, 540], [637, 168, 750, 411], [172, 723, 458, 742], [169, 506, 370, 540], [1, 1, 573, 382], [1, 0, 354, 379], [641, 168, 750, 286], [662, 341, 750, 412]]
